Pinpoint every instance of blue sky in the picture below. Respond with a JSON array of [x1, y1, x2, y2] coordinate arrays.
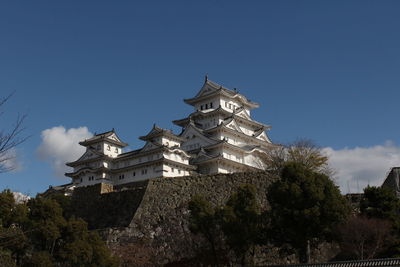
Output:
[[1, 1, 400, 195]]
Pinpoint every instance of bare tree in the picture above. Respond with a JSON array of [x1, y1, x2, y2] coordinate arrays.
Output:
[[337, 216, 392, 260], [266, 139, 333, 176], [0, 93, 28, 173]]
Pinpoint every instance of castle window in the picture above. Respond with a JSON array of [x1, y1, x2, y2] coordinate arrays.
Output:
[[178, 169, 181, 174], [200, 105, 204, 110], [225, 102, 228, 108], [107, 145, 111, 151], [210, 102, 213, 108], [115, 148, 118, 153], [205, 103, 208, 109], [171, 168, 174, 173], [141, 169, 147, 175]]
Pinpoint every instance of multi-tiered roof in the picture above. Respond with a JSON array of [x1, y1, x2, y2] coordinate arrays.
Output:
[[174, 76, 275, 173], [65, 77, 275, 187]]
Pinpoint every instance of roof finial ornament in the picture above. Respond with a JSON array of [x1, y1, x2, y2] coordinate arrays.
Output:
[[205, 73, 208, 82], [112, 128, 115, 132]]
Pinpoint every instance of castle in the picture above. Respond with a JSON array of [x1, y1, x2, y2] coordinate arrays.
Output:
[[65, 77, 276, 187]]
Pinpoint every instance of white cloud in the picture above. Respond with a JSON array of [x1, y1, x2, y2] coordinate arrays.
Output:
[[37, 126, 92, 178], [322, 141, 400, 194]]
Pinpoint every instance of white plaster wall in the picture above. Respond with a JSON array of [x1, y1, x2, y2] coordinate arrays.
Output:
[[163, 164, 189, 177], [161, 137, 181, 147], [194, 96, 220, 112], [103, 142, 122, 158], [220, 97, 241, 113], [216, 132, 247, 147]]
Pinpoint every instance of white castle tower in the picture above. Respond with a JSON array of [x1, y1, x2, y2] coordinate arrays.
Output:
[[174, 76, 274, 174], [65, 77, 275, 187]]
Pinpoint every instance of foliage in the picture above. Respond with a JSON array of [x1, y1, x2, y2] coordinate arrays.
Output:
[[220, 184, 262, 265], [361, 186, 400, 224], [267, 162, 349, 262], [337, 216, 392, 260], [358, 186, 400, 258], [266, 139, 331, 176], [0, 189, 119, 266], [188, 185, 263, 265], [188, 195, 221, 264]]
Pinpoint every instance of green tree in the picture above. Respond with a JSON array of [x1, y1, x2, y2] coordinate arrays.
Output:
[[23, 251, 53, 267], [0, 249, 16, 267], [188, 195, 220, 265], [359, 186, 400, 257], [0, 190, 119, 266], [361, 186, 400, 223], [57, 217, 119, 267], [0, 190, 17, 227], [220, 184, 262, 265], [267, 162, 349, 263], [0, 190, 28, 265], [26, 197, 67, 253]]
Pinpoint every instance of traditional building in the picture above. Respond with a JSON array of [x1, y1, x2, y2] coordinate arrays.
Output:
[[65, 77, 275, 187], [382, 167, 400, 197]]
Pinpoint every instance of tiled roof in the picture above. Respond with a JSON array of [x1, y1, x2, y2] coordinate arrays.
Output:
[[266, 258, 400, 267]]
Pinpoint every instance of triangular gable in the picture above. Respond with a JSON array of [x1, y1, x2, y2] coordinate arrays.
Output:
[[76, 148, 103, 162], [225, 118, 244, 134], [256, 131, 272, 143], [194, 78, 226, 98], [107, 132, 122, 143], [234, 109, 251, 120], [140, 141, 161, 152], [180, 124, 217, 147], [194, 83, 217, 98]]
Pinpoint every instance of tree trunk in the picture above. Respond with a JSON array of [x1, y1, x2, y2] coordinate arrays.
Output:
[[209, 238, 219, 266], [306, 240, 311, 263], [300, 240, 311, 263]]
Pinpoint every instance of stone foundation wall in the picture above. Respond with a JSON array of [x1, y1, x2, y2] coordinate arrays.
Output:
[[71, 172, 339, 266], [101, 172, 280, 266]]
